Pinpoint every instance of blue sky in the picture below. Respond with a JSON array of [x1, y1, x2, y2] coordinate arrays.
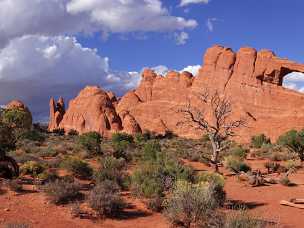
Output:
[[0, 0, 303, 120], [78, 0, 304, 71]]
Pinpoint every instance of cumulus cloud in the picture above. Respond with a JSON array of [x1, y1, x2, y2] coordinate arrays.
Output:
[[0, 0, 197, 47], [0, 35, 139, 120], [283, 72, 304, 93], [179, 0, 210, 7], [174, 32, 189, 45], [181, 65, 201, 76]]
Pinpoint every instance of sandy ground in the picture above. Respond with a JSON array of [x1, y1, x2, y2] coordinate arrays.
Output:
[[1, 159, 304, 228]]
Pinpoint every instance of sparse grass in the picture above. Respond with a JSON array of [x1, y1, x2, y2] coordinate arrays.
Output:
[[225, 211, 266, 228]]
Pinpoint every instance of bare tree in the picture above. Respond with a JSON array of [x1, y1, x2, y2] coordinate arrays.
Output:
[[178, 90, 245, 172]]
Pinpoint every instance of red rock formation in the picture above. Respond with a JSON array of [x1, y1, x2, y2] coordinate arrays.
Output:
[[57, 86, 123, 137], [48, 97, 65, 132], [118, 45, 304, 142], [48, 45, 304, 142]]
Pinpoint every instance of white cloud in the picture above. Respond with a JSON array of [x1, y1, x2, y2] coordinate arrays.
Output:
[[206, 18, 218, 32], [179, 0, 210, 7], [0, 0, 197, 47], [283, 72, 304, 93], [284, 72, 304, 82], [0, 35, 138, 119], [181, 65, 201, 76], [174, 32, 189, 45]]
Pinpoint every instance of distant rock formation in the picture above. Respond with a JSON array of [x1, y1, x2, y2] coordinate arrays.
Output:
[[48, 45, 304, 142], [5, 100, 32, 130], [48, 97, 65, 132], [54, 86, 123, 137]]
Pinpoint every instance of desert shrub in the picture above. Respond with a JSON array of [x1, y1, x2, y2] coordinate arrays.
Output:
[[68, 129, 79, 136], [43, 178, 81, 204], [284, 159, 302, 170], [251, 134, 271, 148], [1, 108, 32, 137], [112, 132, 133, 144], [94, 156, 126, 187], [37, 170, 59, 182], [0, 122, 16, 155], [147, 195, 164, 212], [277, 129, 304, 161], [20, 161, 45, 177], [7, 179, 23, 192], [224, 156, 251, 173], [19, 130, 45, 142], [38, 147, 58, 158], [197, 172, 225, 188], [88, 180, 124, 218], [52, 128, 65, 135], [279, 176, 292, 186], [131, 140, 194, 198], [142, 140, 162, 161], [61, 157, 93, 179], [230, 146, 249, 159], [264, 162, 281, 173], [112, 133, 134, 160], [163, 180, 226, 228], [225, 211, 265, 228], [134, 132, 150, 145], [77, 132, 102, 156]]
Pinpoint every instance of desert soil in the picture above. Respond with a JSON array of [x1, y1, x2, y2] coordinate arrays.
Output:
[[0, 159, 304, 228]]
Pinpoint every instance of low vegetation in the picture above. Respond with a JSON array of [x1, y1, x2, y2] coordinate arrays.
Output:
[[43, 178, 81, 204], [88, 180, 125, 218]]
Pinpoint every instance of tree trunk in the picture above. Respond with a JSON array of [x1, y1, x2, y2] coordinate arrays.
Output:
[[211, 150, 220, 172]]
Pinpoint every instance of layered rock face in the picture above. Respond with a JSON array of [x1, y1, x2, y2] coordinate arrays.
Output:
[[49, 45, 304, 142]]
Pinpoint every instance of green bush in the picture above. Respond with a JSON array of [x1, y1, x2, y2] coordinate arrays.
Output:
[[131, 154, 194, 198], [224, 156, 251, 173], [38, 146, 58, 158], [1, 108, 32, 134], [88, 180, 125, 218], [19, 130, 45, 142], [61, 157, 93, 179], [163, 180, 226, 228], [197, 172, 225, 188], [112, 132, 133, 144], [284, 159, 302, 170], [43, 178, 81, 204], [94, 156, 126, 187], [0, 122, 16, 155], [20, 161, 46, 177], [277, 129, 304, 161], [142, 140, 162, 162], [251, 134, 271, 148], [112, 133, 134, 160], [230, 146, 249, 159], [78, 132, 102, 156]]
